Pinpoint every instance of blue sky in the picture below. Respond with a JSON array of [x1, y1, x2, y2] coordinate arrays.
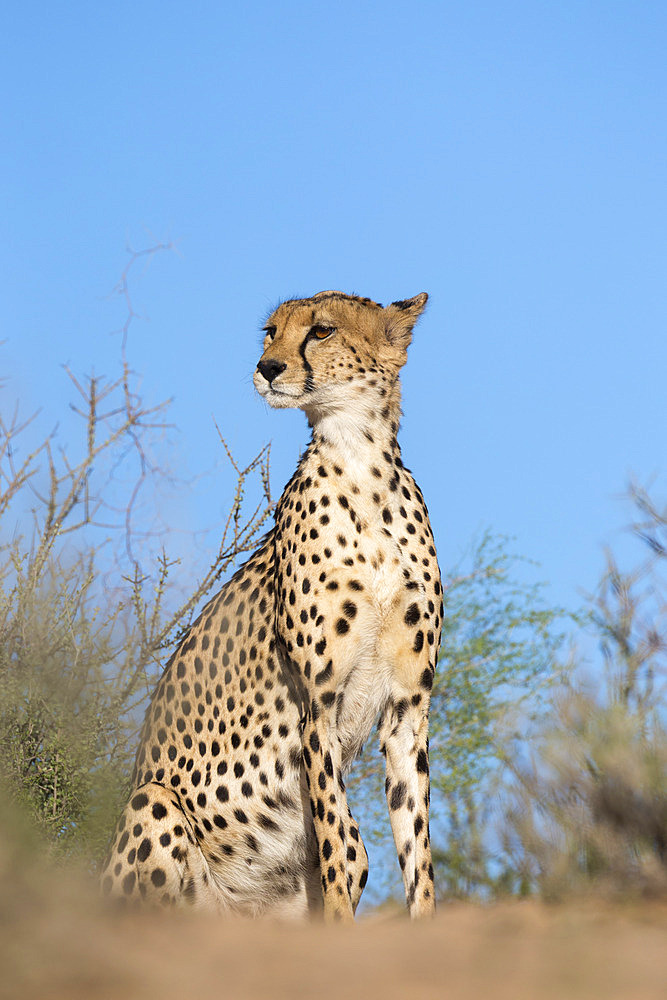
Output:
[[2, 1, 666, 615]]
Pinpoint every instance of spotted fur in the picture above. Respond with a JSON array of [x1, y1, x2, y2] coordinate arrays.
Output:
[[101, 290, 442, 921]]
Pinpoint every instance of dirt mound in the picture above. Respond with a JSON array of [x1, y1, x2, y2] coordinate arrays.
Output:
[[3, 882, 666, 999], [1, 813, 665, 1000]]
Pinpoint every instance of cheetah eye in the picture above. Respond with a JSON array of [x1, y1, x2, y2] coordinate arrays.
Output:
[[309, 325, 336, 340], [263, 325, 277, 340]]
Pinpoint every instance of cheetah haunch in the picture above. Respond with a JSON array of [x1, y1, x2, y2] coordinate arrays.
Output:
[[102, 291, 442, 921]]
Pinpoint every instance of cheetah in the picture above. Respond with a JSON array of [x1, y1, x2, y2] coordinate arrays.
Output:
[[101, 291, 443, 922]]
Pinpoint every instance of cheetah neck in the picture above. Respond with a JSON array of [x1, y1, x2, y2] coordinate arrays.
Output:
[[305, 379, 402, 466]]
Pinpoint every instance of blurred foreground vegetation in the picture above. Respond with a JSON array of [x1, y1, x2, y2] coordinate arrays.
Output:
[[1, 251, 665, 903]]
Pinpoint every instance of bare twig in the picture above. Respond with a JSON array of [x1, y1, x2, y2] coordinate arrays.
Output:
[[0, 244, 273, 859]]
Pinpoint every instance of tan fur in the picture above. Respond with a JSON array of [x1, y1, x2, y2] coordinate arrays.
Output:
[[102, 291, 442, 922]]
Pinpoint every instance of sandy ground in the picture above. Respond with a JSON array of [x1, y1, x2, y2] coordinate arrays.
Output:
[[1, 823, 665, 1000], [3, 886, 666, 999]]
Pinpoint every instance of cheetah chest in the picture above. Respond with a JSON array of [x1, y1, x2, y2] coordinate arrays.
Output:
[[321, 540, 425, 766]]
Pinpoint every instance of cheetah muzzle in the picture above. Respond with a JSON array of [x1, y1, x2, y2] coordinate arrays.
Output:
[[102, 290, 442, 922]]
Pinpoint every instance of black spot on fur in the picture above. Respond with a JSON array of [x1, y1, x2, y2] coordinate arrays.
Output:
[[390, 781, 407, 810], [151, 868, 166, 887], [404, 603, 420, 626]]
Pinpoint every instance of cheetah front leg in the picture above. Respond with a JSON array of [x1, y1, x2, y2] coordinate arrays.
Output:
[[301, 700, 356, 923], [379, 700, 435, 917], [345, 803, 369, 912], [379, 603, 438, 918]]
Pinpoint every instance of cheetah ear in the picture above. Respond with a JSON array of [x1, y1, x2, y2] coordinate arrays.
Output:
[[384, 293, 429, 350]]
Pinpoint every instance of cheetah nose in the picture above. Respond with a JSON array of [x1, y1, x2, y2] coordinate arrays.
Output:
[[257, 359, 287, 384]]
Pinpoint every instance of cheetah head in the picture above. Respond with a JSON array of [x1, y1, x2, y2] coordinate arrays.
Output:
[[253, 292, 428, 420]]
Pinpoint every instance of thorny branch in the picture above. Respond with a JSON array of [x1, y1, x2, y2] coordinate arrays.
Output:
[[0, 245, 274, 825]]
